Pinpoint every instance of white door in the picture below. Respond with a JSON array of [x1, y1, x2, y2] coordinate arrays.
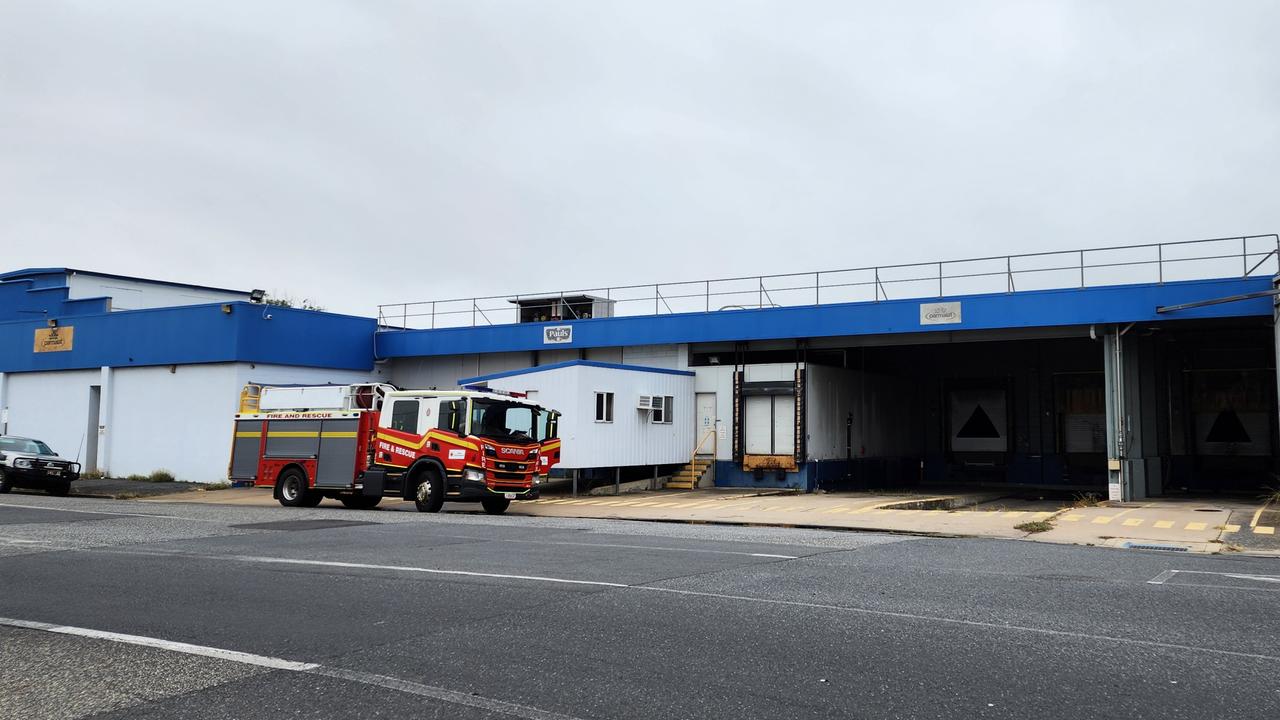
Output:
[[695, 393, 716, 454], [744, 396, 772, 454], [773, 394, 795, 455], [744, 394, 795, 455]]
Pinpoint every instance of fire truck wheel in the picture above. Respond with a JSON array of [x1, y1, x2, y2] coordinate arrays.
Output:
[[480, 497, 510, 515], [413, 471, 444, 513], [276, 468, 310, 507], [340, 495, 381, 510], [300, 491, 324, 507]]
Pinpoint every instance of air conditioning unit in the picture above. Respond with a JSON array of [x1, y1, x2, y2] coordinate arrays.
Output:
[[637, 395, 657, 410]]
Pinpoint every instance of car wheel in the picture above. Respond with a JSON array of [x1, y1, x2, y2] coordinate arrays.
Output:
[[339, 495, 381, 510], [413, 470, 445, 513], [0, 469, 11, 494], [276, 468, 309, 507], [481, 497, 510, 515], [46, 480, 71, 497]]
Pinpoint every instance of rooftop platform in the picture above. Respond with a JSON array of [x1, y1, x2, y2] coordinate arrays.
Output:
[[375, 234, 1279, 358]]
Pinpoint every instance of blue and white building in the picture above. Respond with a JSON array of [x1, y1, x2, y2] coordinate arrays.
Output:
[[2, 234, 1277, 501]]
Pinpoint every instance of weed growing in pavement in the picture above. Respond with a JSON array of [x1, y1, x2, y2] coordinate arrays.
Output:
[[1015, 520, 1054, 533], [80, 468, 107, 480], [146, 469, 176, 483], [124, 474, 149, 482], [1070, 492, 1102, 508], [200, 482, 232, 491]]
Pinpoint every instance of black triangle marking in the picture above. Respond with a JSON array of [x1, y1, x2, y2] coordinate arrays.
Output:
[[1205, 408, 1251, 443], [957, 405, 1001, 439]]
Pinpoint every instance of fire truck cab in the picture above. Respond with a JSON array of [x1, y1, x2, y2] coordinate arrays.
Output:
[[230, 384, 561, 514]]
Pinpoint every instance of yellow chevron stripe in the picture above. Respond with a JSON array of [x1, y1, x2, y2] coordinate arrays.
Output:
[[376, 430, 478, 452]]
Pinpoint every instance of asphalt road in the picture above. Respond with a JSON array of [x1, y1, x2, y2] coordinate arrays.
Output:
[[1, 494, 1278, 720]]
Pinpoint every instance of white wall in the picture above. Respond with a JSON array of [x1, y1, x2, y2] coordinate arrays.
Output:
[[67, 274, 247, 310], [485, 364, 695, 468], [3, 369, 102, 464], [2, 363, 378, 483]]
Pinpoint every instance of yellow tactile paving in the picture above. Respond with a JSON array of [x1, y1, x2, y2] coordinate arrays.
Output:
[[1091, 516, 1114, 525], [1153, 520, 1175, 529], [1122, 518, 1144, 527], [1184, 522, 1207, 531]]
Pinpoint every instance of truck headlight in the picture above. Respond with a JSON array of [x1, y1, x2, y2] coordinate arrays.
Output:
[[463, 468, 485, 482], [14, 458, 32, 469]]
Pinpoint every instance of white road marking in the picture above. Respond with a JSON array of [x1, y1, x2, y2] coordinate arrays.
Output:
[[229, 555, 630, 588], [307, 666, 584, 720], [98, 550, 1280, 662], [627, 586, 1280, 662], [432, 534, 801, 559], [0, 617, 586, 720], [0, 501, 219, 523], [0, 616, 318, 671], [1149, 569, 1280, 590]]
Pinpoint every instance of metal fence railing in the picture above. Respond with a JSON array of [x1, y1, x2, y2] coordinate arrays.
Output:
[[377, 234, 1280, 330]]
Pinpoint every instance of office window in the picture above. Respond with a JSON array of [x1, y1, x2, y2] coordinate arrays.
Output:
[[652, 396, 675, 424], [390, 400, 419, 433], [595, 392, 614, 422]]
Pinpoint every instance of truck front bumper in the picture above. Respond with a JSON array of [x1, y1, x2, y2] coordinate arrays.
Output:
[[450, 478, 539, 501]]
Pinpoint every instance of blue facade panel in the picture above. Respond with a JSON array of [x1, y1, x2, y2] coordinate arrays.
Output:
[[377, 277, 1273, 358], [0, 303, 375, 373]]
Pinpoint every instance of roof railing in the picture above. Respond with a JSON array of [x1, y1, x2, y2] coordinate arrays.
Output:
[[377, 233, 1280, 330]]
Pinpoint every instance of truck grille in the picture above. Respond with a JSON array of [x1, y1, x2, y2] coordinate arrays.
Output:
[[491, 472, 527, 481]]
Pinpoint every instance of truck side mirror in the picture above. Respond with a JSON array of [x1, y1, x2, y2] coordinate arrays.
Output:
[[547, 413, 560, 440]]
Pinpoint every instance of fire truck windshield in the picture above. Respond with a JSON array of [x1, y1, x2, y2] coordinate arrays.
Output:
[[469, 399, 545, 442]]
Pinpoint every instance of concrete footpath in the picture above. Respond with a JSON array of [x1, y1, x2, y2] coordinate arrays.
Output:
[[141, 485, 1280, 556]]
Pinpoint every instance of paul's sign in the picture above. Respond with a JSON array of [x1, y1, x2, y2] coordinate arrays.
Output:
[[543, 325, 573, 344]]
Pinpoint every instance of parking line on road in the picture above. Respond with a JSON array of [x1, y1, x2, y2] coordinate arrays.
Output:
[[1122, 518, 1144, 527], [0, 501, 220, 523], [1254, 526, 1275, 535], [1062, 515, 1082, 522], [1153, 520, 1175, 529], [232, 555, 631, 588], [0, 616, 318, 671], [1091, 516, 1114, 525], [0, 617, 586, 720], [1223, 524, 1241, 532], [1184, 522, 1207, 531]]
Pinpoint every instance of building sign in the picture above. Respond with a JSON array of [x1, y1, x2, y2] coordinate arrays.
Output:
[[543, 325, 573, 344], [33, 326, 74, 353], [920, 301, 961, 325]]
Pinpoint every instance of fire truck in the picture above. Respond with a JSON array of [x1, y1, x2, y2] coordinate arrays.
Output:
[[228, 383, 561, 514]]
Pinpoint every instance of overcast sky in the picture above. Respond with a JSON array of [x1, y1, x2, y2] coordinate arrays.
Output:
[[2, 1, 1277, 317]]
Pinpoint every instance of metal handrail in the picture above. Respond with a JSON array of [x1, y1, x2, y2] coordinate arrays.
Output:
[[377, 233, 1280, 328]]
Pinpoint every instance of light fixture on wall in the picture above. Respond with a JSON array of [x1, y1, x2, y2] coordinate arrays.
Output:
[[46, 318, 57, 328], [249, 289, 266, 303], [221, 304, 233, 314]]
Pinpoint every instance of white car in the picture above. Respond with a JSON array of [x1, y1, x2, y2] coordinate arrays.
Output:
[[0, 436, 82, 496]]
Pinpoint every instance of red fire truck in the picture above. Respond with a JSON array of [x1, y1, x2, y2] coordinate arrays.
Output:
[[229, 383, 561, 514]]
